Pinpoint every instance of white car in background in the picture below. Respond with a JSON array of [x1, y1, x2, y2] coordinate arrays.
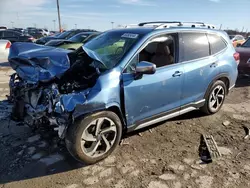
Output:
[[0, 40, 11, 60]]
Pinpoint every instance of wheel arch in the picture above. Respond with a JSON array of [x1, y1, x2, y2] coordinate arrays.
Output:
[[72, 102, 127, 132], [204, 73, 230, 98]]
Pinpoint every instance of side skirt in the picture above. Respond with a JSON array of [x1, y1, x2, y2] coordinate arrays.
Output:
[[127, 99, 205, 132]]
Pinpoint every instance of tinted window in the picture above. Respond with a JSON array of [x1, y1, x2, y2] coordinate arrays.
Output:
[[69, 33, 89, 42], [207, 34, 227, 54], [3, 31, 15, 37], [242, 38, 250, 47], [12, 31, 21, 37], [181, 33, 209, 61], [0, 31, 3, 37]]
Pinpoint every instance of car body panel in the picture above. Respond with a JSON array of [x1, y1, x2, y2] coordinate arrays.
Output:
[[0, 40, 10, 59], [236, 39, 250, 74], [122, 64, 183, 126], [60, 43, 83, 50]]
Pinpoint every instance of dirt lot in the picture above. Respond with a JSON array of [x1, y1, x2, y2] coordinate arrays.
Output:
[[0, 62, 250, 188]]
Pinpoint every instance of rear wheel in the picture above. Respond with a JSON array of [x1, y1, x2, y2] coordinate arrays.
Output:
[[201, 80, 226, 115], [65, 111, 122, 164]]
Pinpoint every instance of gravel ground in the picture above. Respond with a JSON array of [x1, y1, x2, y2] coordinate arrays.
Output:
[[0, 63, 250, 188]]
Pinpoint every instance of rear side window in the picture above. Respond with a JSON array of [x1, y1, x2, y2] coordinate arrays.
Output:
[[180, 33, 209, 62], [3, 31, 14, 37], [207, 34, 227, 54]]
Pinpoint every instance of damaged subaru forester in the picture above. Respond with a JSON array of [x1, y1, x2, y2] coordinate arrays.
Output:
[[8, 22, 238, 164]]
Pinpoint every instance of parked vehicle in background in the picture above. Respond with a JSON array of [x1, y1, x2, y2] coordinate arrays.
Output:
[[24, 28, 43, 39], [36, 29, 50, 36], [0, 26, 8, 30], [8, 21, 238, 164], [0, 30, 34, 43], [0, 40, 11, 59], [45, 32, 100, 50], [36, 29, 97, 45], [8, 28, 24, 34], [236, 38, 250, 74], [229, 35, 245, 48], [49, 31, 60, 36]]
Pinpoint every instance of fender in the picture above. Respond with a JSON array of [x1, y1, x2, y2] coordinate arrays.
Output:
[[204, 73, 230, 98], [72, 101, 127, 128]]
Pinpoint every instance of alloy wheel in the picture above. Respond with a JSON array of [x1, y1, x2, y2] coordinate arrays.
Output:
[[208, 85, 225, 112], [80, 117, 117, 158]]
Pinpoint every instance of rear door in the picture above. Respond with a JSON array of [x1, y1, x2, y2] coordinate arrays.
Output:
[[180, 32, 219, 106]]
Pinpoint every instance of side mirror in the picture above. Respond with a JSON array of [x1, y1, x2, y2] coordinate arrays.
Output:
[[135, 61, 156, 75], [236, 43, 241, 47]]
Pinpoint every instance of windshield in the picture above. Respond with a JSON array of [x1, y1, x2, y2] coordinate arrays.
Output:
[[83, 33, 100, 44], [57, 31, 71, 39], [242, 38, 250, 47], [69, 33, 90, 42], [84, 31, 143, 69]]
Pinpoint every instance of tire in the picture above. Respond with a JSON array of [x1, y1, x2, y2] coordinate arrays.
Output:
[[201, 80, 226, 115], [65, 111, 122, 164]]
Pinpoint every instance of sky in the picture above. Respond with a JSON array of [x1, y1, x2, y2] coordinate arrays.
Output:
[[0, 0, 249, 32]]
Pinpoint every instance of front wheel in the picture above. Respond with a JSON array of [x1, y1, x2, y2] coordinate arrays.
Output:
[[201, 80, 226, 115], [65, 111, 122, 164]]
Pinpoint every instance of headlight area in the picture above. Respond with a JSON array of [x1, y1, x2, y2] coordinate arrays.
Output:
[[9, 74, 89, 139]]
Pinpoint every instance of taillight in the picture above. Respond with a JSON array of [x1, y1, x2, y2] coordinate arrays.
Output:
[[233, 52, 240, 65], [28, 37, 34, 41], [5, 41, 11, 49]]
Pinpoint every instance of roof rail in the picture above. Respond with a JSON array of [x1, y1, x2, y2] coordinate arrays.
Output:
[[183, 22, 205, 26], [138, 21, 182, 27]]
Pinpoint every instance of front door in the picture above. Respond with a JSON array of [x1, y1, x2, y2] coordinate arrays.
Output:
[[122, 63, 184, 127]]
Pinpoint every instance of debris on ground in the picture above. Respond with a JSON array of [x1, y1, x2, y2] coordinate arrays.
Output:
[[242, 125, 250, 139], [199, 134, 221, 163], [222, 120, 231, 126]]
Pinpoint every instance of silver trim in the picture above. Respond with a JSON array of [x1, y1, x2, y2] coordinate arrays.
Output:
[[135, 99, 205, 130], [229, 84, 235, 91]]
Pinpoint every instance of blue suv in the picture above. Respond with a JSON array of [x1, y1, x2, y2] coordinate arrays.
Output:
[[9, 21, 238, 164]]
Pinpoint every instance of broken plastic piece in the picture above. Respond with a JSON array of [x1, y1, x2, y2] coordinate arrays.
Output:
[[199, 134, 221, 163]]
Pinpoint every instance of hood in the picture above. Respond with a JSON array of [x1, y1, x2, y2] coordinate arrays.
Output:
[[8, 43, 104, 84], [45, 39, 74, 47], [8, 42, 72, 83]]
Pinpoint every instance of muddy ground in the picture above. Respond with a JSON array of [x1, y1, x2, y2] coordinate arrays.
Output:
[[0, 63, 250, 188]]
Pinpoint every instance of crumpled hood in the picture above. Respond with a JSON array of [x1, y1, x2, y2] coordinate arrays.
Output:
[[8, 42, 72, 83]]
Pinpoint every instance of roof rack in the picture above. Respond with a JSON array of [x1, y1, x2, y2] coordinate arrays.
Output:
[[138, 21, 182, 27], [137, 21, 216, 29]]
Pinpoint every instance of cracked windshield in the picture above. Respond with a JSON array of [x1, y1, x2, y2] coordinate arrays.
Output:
[[0, 0, 249, 188]]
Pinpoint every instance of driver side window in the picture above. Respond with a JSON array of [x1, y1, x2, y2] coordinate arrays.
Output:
[[124, 33, 176, 73]]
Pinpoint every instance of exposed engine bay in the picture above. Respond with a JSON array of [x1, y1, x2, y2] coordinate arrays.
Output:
[[8, 44, 100, 138]]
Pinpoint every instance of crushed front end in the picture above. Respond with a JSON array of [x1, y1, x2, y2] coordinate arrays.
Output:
[[8, 42, 99, 138], [9, 73, 76, 138]]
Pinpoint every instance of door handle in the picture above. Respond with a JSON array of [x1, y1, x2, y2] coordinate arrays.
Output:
[[173, 71, 183, 77], [210, 62, 218, 68]]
